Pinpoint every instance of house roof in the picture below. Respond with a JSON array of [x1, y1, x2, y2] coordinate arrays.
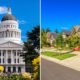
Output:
[[62, 30, 71, 36], [73, 26, 80, 32], [51, 33, 58, 38], [47, 32, 58, 39]]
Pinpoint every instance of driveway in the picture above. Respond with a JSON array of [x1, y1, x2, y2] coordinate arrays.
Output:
[[41, 58, 80, 80]]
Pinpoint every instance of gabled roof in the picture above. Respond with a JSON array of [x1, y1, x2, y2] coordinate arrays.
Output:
[[47, 32, 58, 39], [51, 33, 58, 38], [62, 30, 71, 36]]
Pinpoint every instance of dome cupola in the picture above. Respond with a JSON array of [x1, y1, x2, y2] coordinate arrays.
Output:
[[0, 7, 22, 44], [1, 7, 16, 21]]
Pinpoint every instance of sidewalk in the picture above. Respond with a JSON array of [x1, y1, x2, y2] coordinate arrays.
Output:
[[41, 52, 80, 71]]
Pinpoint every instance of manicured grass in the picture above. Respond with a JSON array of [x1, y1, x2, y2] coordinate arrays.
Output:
[[42, 52, 76, 60]]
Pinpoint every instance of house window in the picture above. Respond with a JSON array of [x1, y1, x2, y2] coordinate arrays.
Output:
[[78, 28, 80, 32]]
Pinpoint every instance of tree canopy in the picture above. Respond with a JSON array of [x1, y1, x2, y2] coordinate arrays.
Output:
[[21, 25, 40, 65]]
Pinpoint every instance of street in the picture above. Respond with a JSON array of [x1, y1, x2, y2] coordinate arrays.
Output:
[[41, 58, 80, 80]]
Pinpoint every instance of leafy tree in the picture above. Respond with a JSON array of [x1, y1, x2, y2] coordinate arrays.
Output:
[[46, 28, 50, 33], [55, 33, 64, 48], [41, 28, 51, 47], [54, 29, 59, 33], [67, 34, 80, 48], [21, 25, 40, 73]]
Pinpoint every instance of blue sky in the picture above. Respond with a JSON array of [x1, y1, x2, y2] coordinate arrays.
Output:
[[0, 0, 40, 41], [41, 0, 80, 32]]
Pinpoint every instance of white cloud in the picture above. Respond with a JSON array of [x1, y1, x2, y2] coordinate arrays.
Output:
[[17, 20, 27, 24], [0, 6, 7, 14], [61, 26, 68, 30]]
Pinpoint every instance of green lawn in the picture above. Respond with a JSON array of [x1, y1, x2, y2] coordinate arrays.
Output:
[[42, 51, 76, 60]]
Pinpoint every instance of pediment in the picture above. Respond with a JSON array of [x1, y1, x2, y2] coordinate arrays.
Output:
[[0, 41, 23, 48]]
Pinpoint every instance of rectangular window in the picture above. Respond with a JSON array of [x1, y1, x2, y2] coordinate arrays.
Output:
[[18, 67, 21, 73], [8, 58, 11, 63], [17, 59, 19, 63], [0, 51, 1, 56], [8, 67, 11, 72], [3, 50, 6, 56], [13, 67, 16, 72], [13, 50, 16, 56], [3, 53, 4, 56], [3, 58, 4, 63], [0, 58, 1, 63], [14, 59, 16, 63]]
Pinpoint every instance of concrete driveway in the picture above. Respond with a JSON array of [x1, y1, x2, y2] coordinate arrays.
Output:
[[41, 58, 80, 80]]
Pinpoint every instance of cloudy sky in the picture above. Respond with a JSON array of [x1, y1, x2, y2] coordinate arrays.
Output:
[[0, 0, 40, 41]]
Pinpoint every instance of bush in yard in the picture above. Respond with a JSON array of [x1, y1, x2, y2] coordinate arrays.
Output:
[[22, 72, 31, 80], [32, 56, 40, 80], [0, 73, 32, 80], [0, 66, 4, 72]]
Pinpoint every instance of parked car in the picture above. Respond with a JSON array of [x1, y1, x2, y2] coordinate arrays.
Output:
[[72, 48, 80, 51]]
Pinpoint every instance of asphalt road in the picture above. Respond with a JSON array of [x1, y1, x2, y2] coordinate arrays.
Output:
[[41, 58, 80, 80]]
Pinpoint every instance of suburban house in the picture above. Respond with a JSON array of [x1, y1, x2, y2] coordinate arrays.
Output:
[[62, 30, 71, 38], [71, 26, 80, 36], [47, 32, 58, 45], [46, 26, 80, 45]]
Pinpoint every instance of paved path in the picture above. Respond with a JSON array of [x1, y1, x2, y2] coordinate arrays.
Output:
[[41, 58, 80, 80]]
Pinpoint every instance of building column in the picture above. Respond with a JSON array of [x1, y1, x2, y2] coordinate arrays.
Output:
[[11, 50, 13, 64], [6, 50, 8, 64], [16, 66, 18, 73], [6, 66, 8, 72], [1, 50, 3, 64], [4, 32, 6, 37], [22, 66, 25, 73], [16, 50, 17, 64], [11, 66, 13, 73], [13, 31, 15, 37], [10, 31, 11, 37]]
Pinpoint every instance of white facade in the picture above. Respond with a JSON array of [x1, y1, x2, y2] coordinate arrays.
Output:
[[0, 8, 25, 73]]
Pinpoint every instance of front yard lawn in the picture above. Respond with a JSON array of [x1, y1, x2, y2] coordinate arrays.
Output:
[[42, 52, 76, 60]]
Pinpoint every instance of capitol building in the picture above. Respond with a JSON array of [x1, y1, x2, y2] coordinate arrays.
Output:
[[0, 8, 25, 73]]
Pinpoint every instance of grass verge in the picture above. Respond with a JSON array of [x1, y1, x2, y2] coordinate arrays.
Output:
[[42, 51, 76, 60]]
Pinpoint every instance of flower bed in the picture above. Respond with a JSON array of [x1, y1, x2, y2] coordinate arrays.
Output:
[[0, 73, 31, 80]]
